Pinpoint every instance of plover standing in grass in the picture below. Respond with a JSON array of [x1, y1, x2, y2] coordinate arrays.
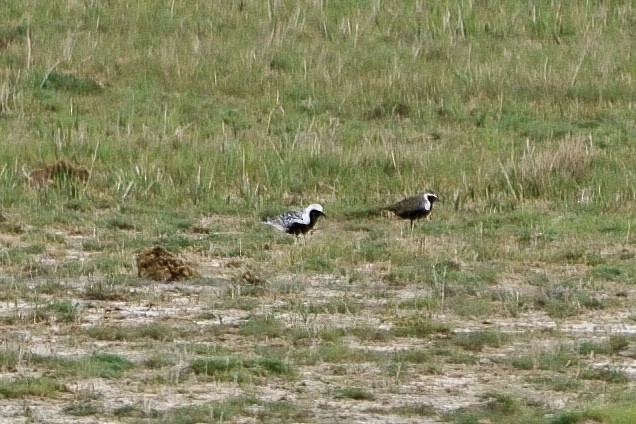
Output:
[[383, 192, 439, 233], [263, 203, 326, 240]]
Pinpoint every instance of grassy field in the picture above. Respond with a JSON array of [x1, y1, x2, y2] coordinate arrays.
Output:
[[1, 1, 635, 422]]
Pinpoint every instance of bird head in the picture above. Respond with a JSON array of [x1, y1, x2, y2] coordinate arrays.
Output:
[[425, 193, 439, 203], [306, 203, 326, 218]]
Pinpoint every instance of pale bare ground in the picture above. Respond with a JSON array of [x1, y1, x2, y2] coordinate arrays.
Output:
[[0, 226, 635, 423]]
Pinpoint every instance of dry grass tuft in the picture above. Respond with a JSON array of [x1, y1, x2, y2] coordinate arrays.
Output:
[[534, 136, 594, 181], [501, 135, 594, 199], [26, 160, 90, 188], [136, 246, 200, 282]]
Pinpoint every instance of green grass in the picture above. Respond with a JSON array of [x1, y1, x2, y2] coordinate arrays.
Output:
[[0, 350, 134, 379], [580, 367, 629, 384], [392, 316, 453, 338], [452, 330, 509, 352], [0, 377, 65, 398], [387, 404, 437, 418], [578, 336, 631, 356], [190, 355, 292, 383], [63, 392, 103, 417], [85, 353, 135, 379], [84, 323, 189, 341], [334, 386, 375, 401], [553, 403, 636, 424], [136, 396, 306, 423], [239, 314, 285, 339], [445, 392, 546, 424], [2, 3, 634, 215], [299, 298, 363, 315], [525, 375, 582, 393], [510, 347, 578, 372], [0, 0, 635, 422], [46, 299, 81, 322], [293, 343, 380, 366]]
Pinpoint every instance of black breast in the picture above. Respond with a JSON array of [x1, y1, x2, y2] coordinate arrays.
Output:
[[396, 208, 430, 221], [287, 222, 310, 235], [287, 210, 324, 235]]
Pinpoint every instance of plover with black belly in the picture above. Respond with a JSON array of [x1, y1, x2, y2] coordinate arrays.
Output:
[[264, 203, 326, 240], [384, 192, 439, 233]]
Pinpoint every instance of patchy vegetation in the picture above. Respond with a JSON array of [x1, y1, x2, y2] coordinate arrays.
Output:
[[1, 1, 635, 422]]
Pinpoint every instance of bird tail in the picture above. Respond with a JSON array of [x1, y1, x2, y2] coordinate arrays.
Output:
[[262, 218, 285, 232]]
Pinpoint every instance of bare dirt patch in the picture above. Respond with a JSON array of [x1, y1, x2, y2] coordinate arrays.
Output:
[[0, 229, 634, 423]]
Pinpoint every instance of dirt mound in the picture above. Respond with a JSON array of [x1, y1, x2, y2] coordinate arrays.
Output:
[[136, 246, 200, 282], [27, 159, 90, 187]]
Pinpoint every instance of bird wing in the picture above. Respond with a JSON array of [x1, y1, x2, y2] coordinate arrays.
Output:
[[384, 196, 421, 213], [264, 209, 307, 231], [280, 210, 308, 225]]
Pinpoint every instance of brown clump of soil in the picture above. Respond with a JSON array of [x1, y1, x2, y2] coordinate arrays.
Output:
[[241, 270, 265, 285], [27, 159, 90, 187], [136, 246, 200, 282]]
